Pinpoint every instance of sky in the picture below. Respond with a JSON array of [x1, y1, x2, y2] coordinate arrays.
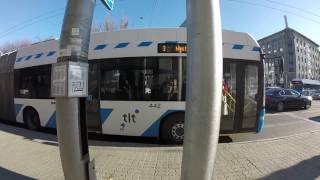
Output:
[[0, 0, 320, 46]]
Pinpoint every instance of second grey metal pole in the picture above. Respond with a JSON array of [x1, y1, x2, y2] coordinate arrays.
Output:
[[181, 0, 223, 179], [55, 0, 96, 179]]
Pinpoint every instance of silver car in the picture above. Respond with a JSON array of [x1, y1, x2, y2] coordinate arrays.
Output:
[[312, 91, 320, 100], [302, 90, 314, 101]]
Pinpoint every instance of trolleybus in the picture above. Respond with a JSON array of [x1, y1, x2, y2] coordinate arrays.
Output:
[[291, 78, 320, 93], [0, 28, 265, 144]]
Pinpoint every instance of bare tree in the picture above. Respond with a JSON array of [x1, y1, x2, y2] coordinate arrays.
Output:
[[120, 16, 129, 30], [92, 15, 129, 33], [0, 39, 32, 53], [91, 23, 101, 33]]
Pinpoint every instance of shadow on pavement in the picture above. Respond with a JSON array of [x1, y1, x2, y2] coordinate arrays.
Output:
[[0, 122, 163, 148], [260, 155, 320, 180], [0, 121, 172, 148], [0, 121, 232, 148], [0, 167, 36, 180], [218, 136, 233, 143], [0, 121, 57, 142], [309, 116, 320, 123]]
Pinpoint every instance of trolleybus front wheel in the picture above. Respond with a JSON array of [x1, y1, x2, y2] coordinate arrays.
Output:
[[23, 108, 41, 130], [160, 113, 185, 145]]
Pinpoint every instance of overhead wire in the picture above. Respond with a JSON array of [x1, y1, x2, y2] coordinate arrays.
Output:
[[0, 11, 64, 40], [224, 0, 320, 25], [0, 8, 64, 38], [264, 0, 320, 19]]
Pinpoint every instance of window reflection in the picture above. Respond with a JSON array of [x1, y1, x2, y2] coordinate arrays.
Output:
[[243, 65, 258, 129], [14, 65, 51, 99], [221, 62, 237, 130]]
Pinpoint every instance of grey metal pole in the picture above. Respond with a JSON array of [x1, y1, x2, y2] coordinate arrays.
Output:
[[181, 0, 223, 179], [54, 0, 96, 179]]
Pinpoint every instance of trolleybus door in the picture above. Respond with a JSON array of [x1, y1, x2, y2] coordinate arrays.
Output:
[[221, 60, 261, 133], [86, 63, 102, 132], [240, 63, 260, 131]]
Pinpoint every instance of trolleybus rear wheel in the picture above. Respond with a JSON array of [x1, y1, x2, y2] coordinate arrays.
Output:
[[23, 108, 41, 130], [161, 113, 185, 145]]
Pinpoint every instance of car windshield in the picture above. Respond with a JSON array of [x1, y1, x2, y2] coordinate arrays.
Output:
[[290, 90, 301, 96]]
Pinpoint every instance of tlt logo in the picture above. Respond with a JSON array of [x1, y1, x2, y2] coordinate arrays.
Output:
[[122, 113, 136, 123], [120, 109, 140, 130]]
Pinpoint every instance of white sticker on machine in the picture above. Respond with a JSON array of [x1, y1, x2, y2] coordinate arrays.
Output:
[[51, 62, 88, 97], [51, 64, 67, 97], [68, 64, 88, 97]]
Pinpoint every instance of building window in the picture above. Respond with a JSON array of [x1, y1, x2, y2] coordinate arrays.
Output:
[[289, 67, 294, 72]]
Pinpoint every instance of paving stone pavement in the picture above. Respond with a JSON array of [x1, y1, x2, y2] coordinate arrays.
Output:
[[0, 123, 320, 180]]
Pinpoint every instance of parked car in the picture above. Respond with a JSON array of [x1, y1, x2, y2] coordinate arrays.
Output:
[[266, 88, 312, 112], [301, 90, 314, 101], [312, 91, 320, 100]]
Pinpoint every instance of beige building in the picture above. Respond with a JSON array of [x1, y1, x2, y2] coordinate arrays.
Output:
[[258, 27, 320, 87]]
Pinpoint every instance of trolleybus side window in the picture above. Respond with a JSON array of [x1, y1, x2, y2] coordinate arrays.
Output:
[[100, 58, 153, 101], [14, 65, 51, 99], [154, 57, 186, 101], [100, 57, 186, 101]]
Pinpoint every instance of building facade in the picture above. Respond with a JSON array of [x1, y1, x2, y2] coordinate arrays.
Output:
[[258, 28, 320, 87]]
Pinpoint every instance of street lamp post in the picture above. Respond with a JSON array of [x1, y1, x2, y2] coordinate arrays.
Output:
[[52, 1, 114, 179], [181, 0, 223, 179]]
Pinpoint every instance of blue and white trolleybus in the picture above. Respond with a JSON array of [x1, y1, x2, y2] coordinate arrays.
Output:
[[0, 28, 265, 144]]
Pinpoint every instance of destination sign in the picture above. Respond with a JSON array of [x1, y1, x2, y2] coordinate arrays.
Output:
[[158, 43, 187, 53]]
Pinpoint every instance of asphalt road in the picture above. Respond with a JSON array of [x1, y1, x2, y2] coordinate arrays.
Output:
[[230, 100, 320, 142]]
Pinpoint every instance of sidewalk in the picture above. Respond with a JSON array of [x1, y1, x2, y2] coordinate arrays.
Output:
[[0, 123, 320, 180]]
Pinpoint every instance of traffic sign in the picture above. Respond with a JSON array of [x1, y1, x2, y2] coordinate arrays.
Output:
[[101, 0, 114, 11]]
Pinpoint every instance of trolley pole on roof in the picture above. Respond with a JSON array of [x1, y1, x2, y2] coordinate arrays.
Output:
[[181, 0, 223, 179], [51, 0, 96, 179]]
